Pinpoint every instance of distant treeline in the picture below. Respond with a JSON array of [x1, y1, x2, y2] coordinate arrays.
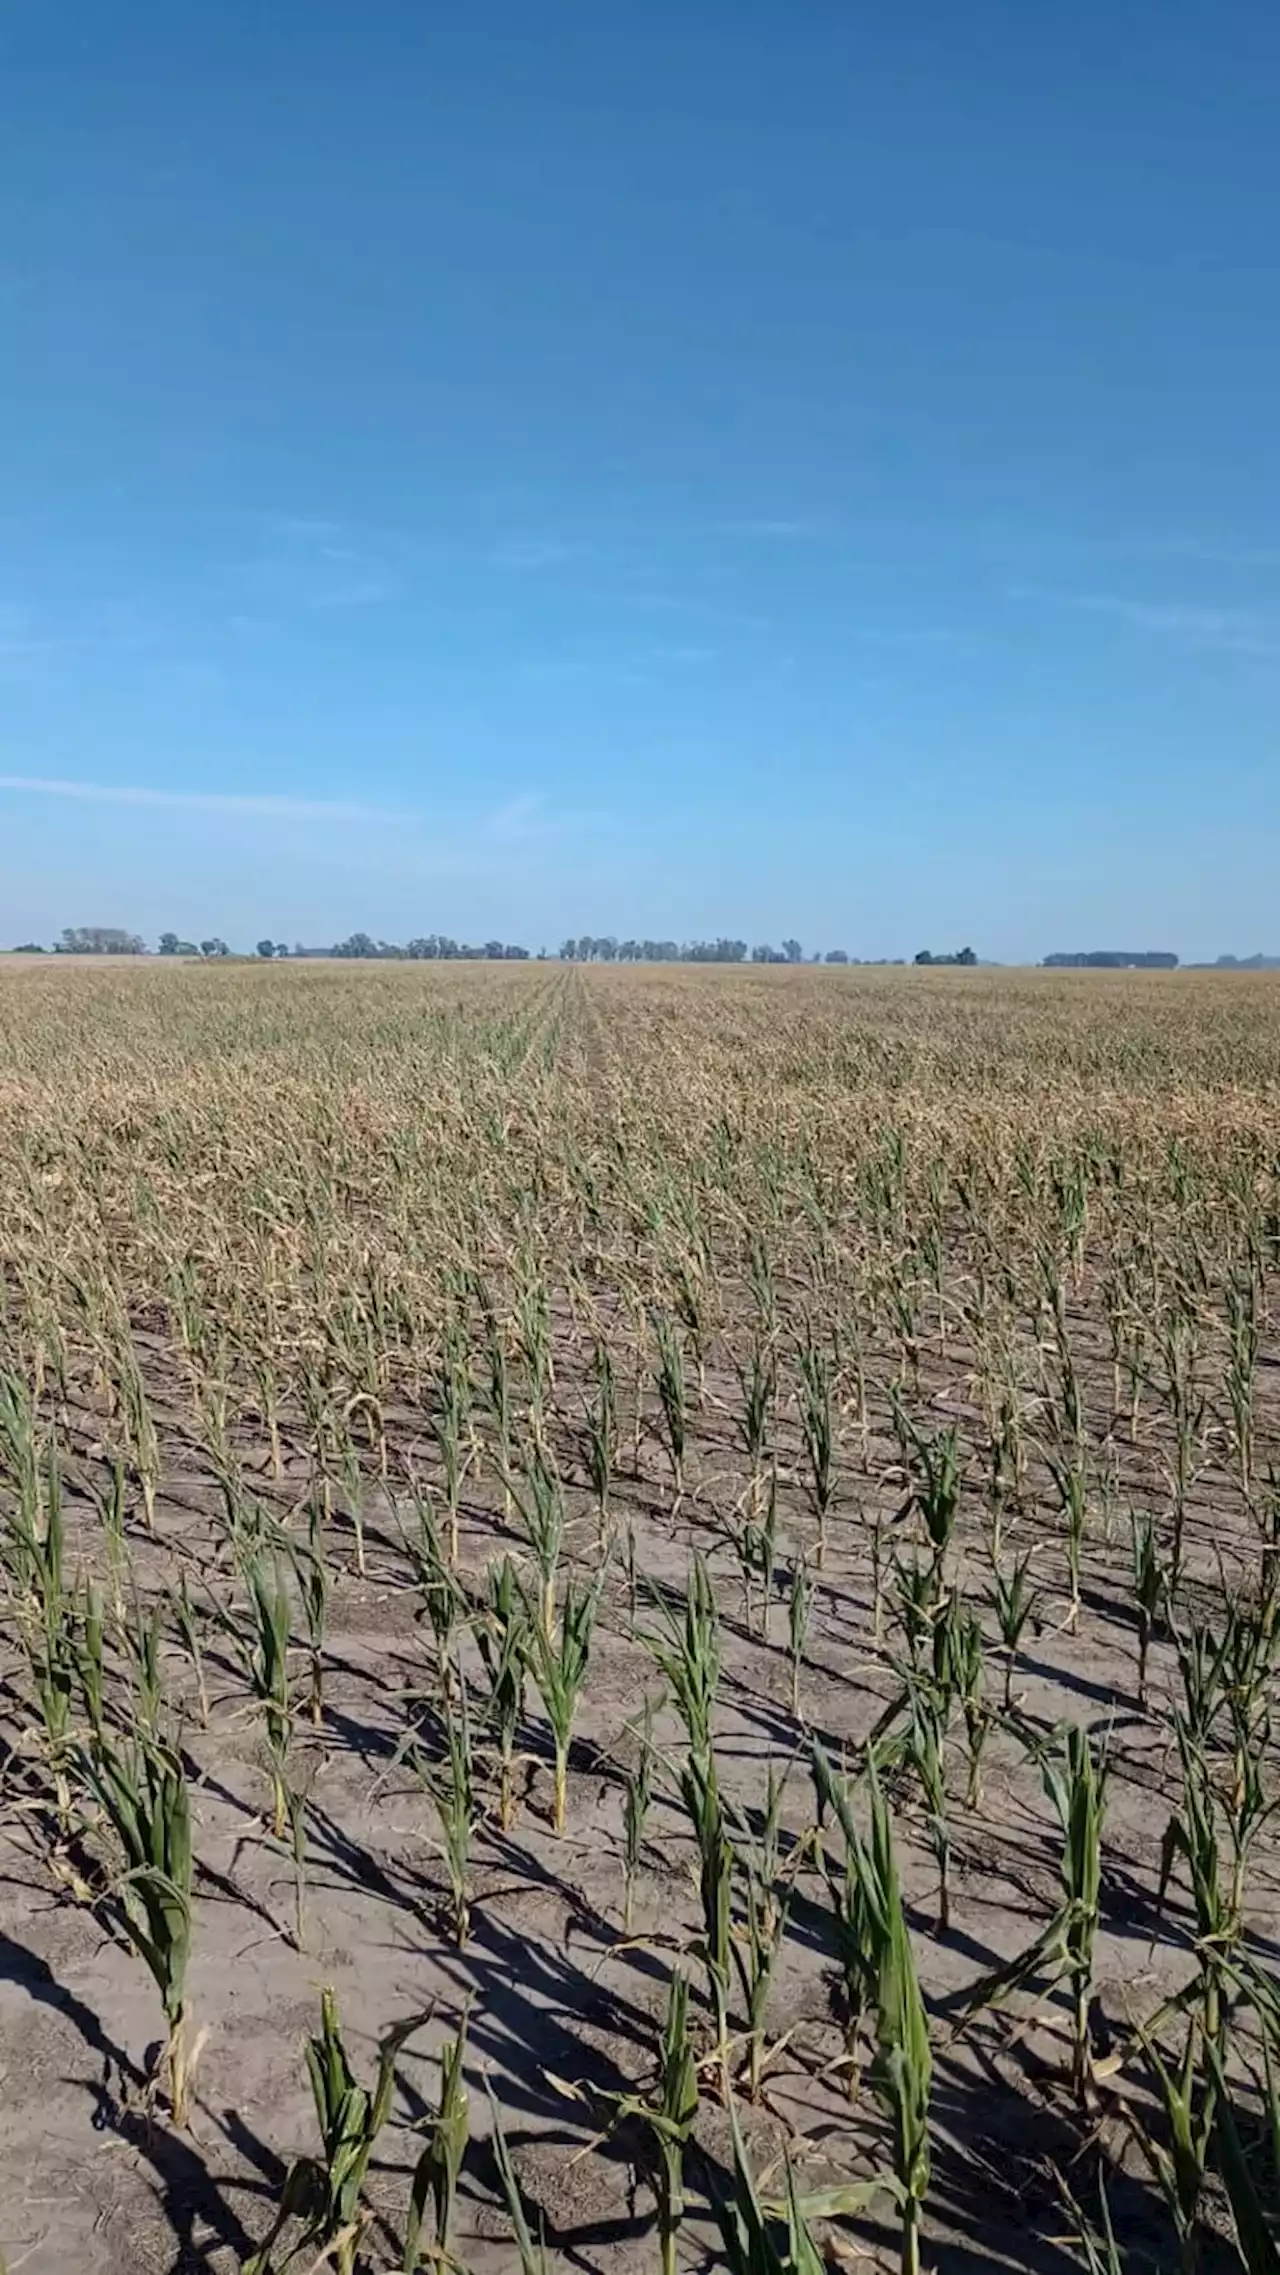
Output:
[[1042, 951, 1179, 969]]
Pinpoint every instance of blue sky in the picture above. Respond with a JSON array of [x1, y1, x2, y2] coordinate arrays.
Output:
[[1, 2, 1277, 959]]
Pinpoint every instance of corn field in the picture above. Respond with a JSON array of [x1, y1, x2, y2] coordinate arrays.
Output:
[[2, 954, 1279, 2273]]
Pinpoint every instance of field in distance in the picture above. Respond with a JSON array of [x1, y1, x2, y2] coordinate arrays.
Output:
[[1, 956, 1278, 2274]]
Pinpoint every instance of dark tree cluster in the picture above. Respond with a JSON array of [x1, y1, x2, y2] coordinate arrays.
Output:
[[914, 947, 979, 966], [560, 937, 749, 963], [159, 934, 229, 958], [56, 926, 146, 955], [325, 935, 530, 961], [1042, 950, 1179, 969]]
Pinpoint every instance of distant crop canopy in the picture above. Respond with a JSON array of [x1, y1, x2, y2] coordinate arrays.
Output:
[[1042, 951, 1179, 969]]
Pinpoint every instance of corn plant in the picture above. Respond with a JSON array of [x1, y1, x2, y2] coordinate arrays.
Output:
[[405, 1485, 466, 1691], [622, 1693, 658, 1933], [246, 1988, 431, 2275], [643, 1553, 720, 1765], [291, 1510, 330, 1730], [735, 1334, 776, 1513], [797, 1330, 836, 1564], [432, 1328, 472, 1565], [713, 2099, 873, 2275], [121, 1588, 167, 1740], [475, 1554, 527, 1830], [486, 2079, 551, 2275], [819, 1750, 932, 2275], [652, 1310, 688, 1500], [1129, 2011, 1218, 2274], [506, 1447, 565, 1642], [417, 1678, 477, 1944], [738, 1467, 780, 1642], [730, 1762, 798, 2098], [215, 1557, 294, 1838], [77, 1731, 196, 2124], [963, 1722, 1107, 2104], [788, 1555, 814, 1722], [1131, 1511, 1165, 1709], [169, 1569, 210, 1727], [611, 1970, 700, 2275], [894, 1403, 962, 1581], [404, 2005, 471, 2273], [524, 1571, 601, 1833], [679, 1747, 733, 2066], [1047, 1447, 1089, 1631], [582, 1338, 617, 1537]]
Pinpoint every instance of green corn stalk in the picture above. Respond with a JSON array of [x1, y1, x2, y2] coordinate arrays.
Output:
[[1131, 1512, 1164, 1708], [169, 1570, 210, 1727], [583, 1339, 617, 1538], [419, 1678, 476, 1945], [122, 1589, 166, 1740], [811, 1742, 878, 2098], [86, 1454, 130, 1625], [223, 1557, 295, 1839], [643, 1553, 721, 1765], [679, 1747, 733, 2070], [1205, 2038, 1280, 2275], [963, 1722, 1107, 2106], [612, 1970, 700, 2275], [739, 1468, 780, 1642], [506, 1448, 565, 1642], [817, 1750, 932, 2275], [902, 1685, 951, 1933], [14, 1450, 75, 1823], [894, 1402, 962, 1579], [730, 1763, 796, 2100], [788, 1557, 813, 1722], [714, 2095, 886, 2275], [338, 1421, 369, 1580], [735, 1335, 776, 1513], [71, 1579, 107, 1744], [292, 1509, 330, 1730], [892, 1551, 936, 1675], [432, 1330, 472, 1566], [475, 1555, 527, 1831], [483, 1306, 513, 1515], [1224, 1273, 1259, 1506], [652, 1310, 688, 1501], [797, 1330, 836, 1565], [245, 1988, 431, 2275], [1175, 1616, 1232, 1746], [1130, 2013, 1218, 2274], [406, 1485, 466, 1689], [404, 2004, 471, 2273], [1047, 1448, 1089, 1631], [524, 1571, 600, 1834], [622, 1694, 658, 1933], [1158, 1718, 1239, 2049], [77, 1731, 195, 2124], [485, 2080, 551, 2275]]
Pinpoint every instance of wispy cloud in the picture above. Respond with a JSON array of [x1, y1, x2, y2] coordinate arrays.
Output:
[[1070, 593, 1280, 658], [0, 774, 404, 822], [1014, 584, 1280, 660]]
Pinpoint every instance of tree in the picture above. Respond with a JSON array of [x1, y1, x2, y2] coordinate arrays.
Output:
[[256, 940, 276, 958], [11, 942, 44, 953], [956, 945, 977, 966], [200, 938, 229, 958], [825, 949, 849, 963], [782, 938, 803, 962], [58, 926, 145, 955], [159, 933, 181, 956], [915, 950, 934, 965]]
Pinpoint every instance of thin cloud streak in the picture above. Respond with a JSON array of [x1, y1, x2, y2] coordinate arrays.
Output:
[[0, 774, 405, 822]]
